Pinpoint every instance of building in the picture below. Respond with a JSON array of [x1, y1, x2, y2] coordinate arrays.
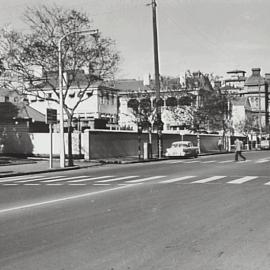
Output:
[[115, 72, 213, 132], [230, 97, 253, 135], [223, 70, 247, 95], [0, 88, 46, 154], [28, 70, 120, 130], [243, 68, 268, 132]]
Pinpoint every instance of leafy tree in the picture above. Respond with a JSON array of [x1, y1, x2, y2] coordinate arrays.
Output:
[[193, 90, 233, 134], [0, 5, 119, 165]]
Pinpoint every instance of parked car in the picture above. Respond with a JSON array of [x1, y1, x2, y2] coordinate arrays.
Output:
[[260, 139, 270, 150], [165, 141, 199, 158]]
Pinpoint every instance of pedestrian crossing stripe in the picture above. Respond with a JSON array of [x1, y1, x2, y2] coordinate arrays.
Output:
[[126, 175, 165, 183], [68, 176, 114, 183], [97, 176, 138, 183], [263, 181, 270, 186], [17, 175, 64, 183], [160, 176, 196, 184], [166, 160, 187, 164], [255, 159, 270, 164], [192, 176, 226, 183], [0, 175, 46, 183], [227, 176, 258, 184], [164, 159, 267, 164], [1, 174, 270, 186]]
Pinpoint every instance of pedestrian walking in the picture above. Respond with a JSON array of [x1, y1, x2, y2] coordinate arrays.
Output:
[[217, 137, 222, 152], [234, 138, 246, 162]]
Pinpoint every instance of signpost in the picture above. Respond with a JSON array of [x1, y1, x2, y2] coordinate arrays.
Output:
[[46, 109, 57, 168]]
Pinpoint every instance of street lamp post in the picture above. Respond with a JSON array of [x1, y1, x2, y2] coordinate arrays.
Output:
[[58, 29, 98, 168]]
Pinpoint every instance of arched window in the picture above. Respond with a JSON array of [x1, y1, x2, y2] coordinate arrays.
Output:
[[127, 98, 139, 110], [178, 96, 193, 106], [165, 97, 177, 107], [153, 98, 164, 107], [140, 98, 151, 110]]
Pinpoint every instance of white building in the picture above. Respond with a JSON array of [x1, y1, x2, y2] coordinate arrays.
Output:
[[28, 70, 119, 130]]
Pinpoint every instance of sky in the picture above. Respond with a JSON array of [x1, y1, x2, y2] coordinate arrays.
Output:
[[0, 0, 270, 81]]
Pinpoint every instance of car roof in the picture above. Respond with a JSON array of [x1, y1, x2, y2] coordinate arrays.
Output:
[[172, 141, 192, 144]]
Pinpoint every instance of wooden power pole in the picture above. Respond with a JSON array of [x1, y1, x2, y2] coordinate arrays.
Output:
[[151, 0, 163, 158]]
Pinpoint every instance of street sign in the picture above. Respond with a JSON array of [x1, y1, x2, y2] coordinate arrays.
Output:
[[46, 108, 57, 124]]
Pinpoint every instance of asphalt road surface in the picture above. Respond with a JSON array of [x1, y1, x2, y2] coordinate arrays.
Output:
[[0, 150, 270, 270]]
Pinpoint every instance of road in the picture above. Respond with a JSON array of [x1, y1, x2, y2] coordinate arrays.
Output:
[[0, 150, 270, 270]]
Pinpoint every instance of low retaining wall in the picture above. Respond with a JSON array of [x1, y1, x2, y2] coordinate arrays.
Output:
[[82, 130, 234, 160], [2, 129, 247, 159]]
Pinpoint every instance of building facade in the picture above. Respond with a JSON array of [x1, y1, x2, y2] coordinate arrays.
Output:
[[28, 70, 119, 130]]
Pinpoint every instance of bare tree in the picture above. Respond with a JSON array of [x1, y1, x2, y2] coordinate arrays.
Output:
[[0, 5, 119, 165]]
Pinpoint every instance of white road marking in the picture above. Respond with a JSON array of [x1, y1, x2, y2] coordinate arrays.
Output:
[[127, 175, 165, 183], [68, 176, 114, 183], [159, 176, 196, 184], [17, 176, 64, 183], [92, 183, 111, 186], [23, 183, 41, 186], [0, 175, 46, 183], [237, 160, 251, 163], [264, 180, 270, 185], [97, 176, 138, 183], [192, 176, 226, 183], [201, 160, 216, 163], [68, 183, 86, 186], [227, 176, 258, 184], [0, 185, 140, 215], [255, 159, 270, 164], [117, 183, 142, 186], [166, 160, 186, 164], [41, 176, 88, 183], [45, 183, 63, 186], [184, 161, 199, 163], [2, 183, 19, 186]]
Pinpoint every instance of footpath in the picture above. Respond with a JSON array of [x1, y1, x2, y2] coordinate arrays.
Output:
[[0, 150, 230, 178]]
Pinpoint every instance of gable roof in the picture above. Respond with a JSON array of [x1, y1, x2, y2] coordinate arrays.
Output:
[[16, 104, 45, 122], [0, 102, 45, 122]]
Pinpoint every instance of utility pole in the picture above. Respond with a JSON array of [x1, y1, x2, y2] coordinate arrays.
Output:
[[258, 82, 262, 141], [151, 0, 163, 158], [265, 74, 270, 133]]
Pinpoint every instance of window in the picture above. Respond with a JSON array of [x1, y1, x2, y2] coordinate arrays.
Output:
[[4, 96, 9, 102]]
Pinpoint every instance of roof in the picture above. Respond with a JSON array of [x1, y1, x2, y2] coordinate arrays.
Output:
[[36, 70, 117, 92], [0, 102, 45, 122], [16, 104, 45, 122], [227, 70, 246, 74], [109, 79, 151, 92]]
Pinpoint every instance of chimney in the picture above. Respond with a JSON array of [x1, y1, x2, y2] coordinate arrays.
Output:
[[265, 73, 270, 81], [252, 68, 261, 76]]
